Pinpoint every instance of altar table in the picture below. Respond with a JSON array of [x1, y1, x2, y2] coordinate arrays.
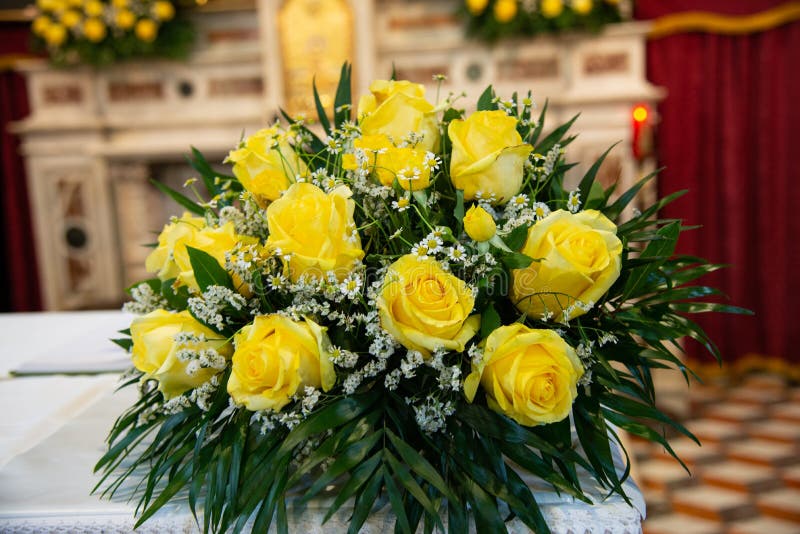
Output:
[[0, 311, 646, 533]]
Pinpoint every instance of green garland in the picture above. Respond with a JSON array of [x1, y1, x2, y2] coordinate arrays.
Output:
[[95, 65, 748, 533]]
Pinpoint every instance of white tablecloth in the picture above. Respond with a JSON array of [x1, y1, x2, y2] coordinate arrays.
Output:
[[0, 311, 646, 533]]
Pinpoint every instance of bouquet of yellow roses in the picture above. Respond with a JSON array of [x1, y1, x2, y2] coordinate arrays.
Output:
[[31, 0, 193, 65], [96, 65, 746, 533]]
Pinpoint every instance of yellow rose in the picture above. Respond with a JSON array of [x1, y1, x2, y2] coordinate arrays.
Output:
[[115, 9, 135, 29], [131, 309, 232, 399], [541, 0, 564, 18], [227, 126, 308, 205], [510, 209, 622, 321], [494, 0, 518, 22], [343, 134, 432, 191], [463, 204, 496, 242], [464, 324, 583, 426], [227, 315, 335, 411], [32, 16, 51, 36], [377, 255, 480, 357], [571, 0, 593, 15], [358, 79, 440, 153], [266, 183, 364, 282], [83, 0, 103, 17], [83, 17, 106, 41], [448, 110, 532, 204], [44, 23, 67, 46], [135, 17, 157, 42], [60, 9, 81, 27], [145, 213, 258, 293], [152, 0, 174, 20], [112, 0, 127, 8], [466, 0, 489, 15]]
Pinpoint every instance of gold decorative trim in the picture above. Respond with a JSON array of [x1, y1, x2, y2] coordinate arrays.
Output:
[[0, 53, 37, 72], [649, 2, 800, 39]]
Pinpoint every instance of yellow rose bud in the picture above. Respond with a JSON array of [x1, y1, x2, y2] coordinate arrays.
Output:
[[227, 315, 335, 411], [37, 0, 55, 11], [145, 213, 258, 294], [493, 0, 518, 23], [541, 0, 564, 18], [227, 126, 308, 205], [377, 255, 480, 357], [466, 0, 489, 15], [83, 17, 106, 41], [358, 79, 440, 153], [60, 9, 81, 27], [463, 205, 496, 242], [448, 110, 532, 204], [115, 9, 135, 29], [571, 0, 593, 15], [345, 134, 432, 191], [32, 15, 52, 36], [510, 209, 622, 321], [152, 0, 174, 21], [44, 23, 67, 46], [131, 309, 232, 399], [83, 0, 103, 17], [135, 17, 158, 42], [464, 324, 583, 426], [266, 183, 364, 282]]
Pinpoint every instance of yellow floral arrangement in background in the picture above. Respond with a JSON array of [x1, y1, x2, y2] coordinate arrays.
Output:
[[463, 0, 629, 41], [96, 66, 747, 533], [31, 0, 193, 65]]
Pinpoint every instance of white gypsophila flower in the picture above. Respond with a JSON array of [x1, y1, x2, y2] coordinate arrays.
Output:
[[342, 373, 363, 395], [191, 374, 221, 412], [576, 342, 594, 361], [467, 344, 484, 367], [384, 369, 401, 391], [567, 190, 581, 213], [598, 333, 619, 346], [540, 309, 555, 322], [413, 398, 456, 434], [331, 347, 360, 368], [123, 283, 169, 315], [578, 369, 594, 387], [437, 365, 462, 392], [543, 144, 561, 175], [300, 386, 321, 416], [400, 350, 425, 379], [161, 395, 192, 415]]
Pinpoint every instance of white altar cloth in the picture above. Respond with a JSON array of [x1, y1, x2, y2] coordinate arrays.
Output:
[[0, 311, 645, 533]]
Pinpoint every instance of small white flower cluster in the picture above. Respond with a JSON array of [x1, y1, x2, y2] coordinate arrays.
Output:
[[400, 350, 425, 379], [413, 396, 456, 434], [177, 348, 227, 376], [559, 299, 594, 324], [543, 144, 562, 176], [331, 346, 360, 368], [225, 244, 264, 293], [598, 333, 619, 346], [468, 344, 484, 367], [187, 285, 249, 331], [249, 387, 321, 434], [427, 349, 463, 392], [123, 282, 168, 315], [311, 168, 341, 192], [567, 190, 582, 213]]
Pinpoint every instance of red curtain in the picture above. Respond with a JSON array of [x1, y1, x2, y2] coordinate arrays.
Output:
[[0, 22, 41, 311], [638, 3, 800, 363]]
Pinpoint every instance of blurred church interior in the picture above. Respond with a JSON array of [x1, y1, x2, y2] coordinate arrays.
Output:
[[1, 1, 799, 532]]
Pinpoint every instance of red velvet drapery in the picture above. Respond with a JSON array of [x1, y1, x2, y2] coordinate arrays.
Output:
[[637, 2, 800, 363], [0, 23, 41, 311]]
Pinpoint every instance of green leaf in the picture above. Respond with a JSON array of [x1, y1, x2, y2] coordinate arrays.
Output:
[[186, 246, 233, 292], [151, 179, 205, 216], [334, 63, 352, 128], [347, 467, 384, 534], [604, 168, 661, 221], [386, 429, 456, 502], [160, 277, 190, 309], [134, 462, 192, 528], [322, 451, 382, 524], [477, 85, 495, 111], [500, 252, 533, 270], [458, 472, 506, 533], [111, 337, 132, 351], [313, 76, 332, 135], [383, 468, 412, 534], [480, 303, 501, 339], [622, 221, 680, 300], [454, 190, 465, 234], [503, 223, 529, 251], [577, 142, 619, 208], [535, 114, 579, 155], [529, 99, 548, 146], [670, 302, 752, 315], [384, 450, 444, 531]]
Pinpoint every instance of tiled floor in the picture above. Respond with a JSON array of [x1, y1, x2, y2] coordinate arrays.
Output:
[[633, 373, 800, 534]]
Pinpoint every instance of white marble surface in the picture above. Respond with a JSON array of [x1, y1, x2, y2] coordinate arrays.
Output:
[[0, 311, 645, 533]]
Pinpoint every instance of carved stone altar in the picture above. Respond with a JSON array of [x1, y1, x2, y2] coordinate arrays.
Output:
[[13, 0, 662, 310]]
